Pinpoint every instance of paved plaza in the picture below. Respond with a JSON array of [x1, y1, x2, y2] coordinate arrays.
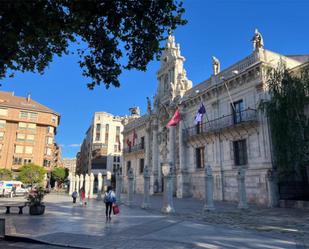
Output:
[[0, 193, 308, 248]]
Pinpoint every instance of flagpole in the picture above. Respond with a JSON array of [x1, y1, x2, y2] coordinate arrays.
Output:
[[221, 77, 236, 112]]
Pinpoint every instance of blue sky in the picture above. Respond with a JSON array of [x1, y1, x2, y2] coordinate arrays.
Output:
[[1, 0, 309, 158]]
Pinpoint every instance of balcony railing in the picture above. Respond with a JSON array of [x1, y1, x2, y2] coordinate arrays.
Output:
[[123, 143, 145, 154], [185, 108, 258, 139]]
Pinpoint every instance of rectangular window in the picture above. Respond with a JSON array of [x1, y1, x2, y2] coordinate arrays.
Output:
[[0, 120, 6, 128], [20, 111, 28, 119], [18, 122, 27, 129], [195, 147, 205, 169], [127, 161, 131, 175], [196, 123, 203, 134], [25, 146, 33, 154], [139, 158, 145, 174], [115, 126, 120, 143], [0, 131, 4, 140], [28, 123, 36, 130], [29, 112, 38, 121], [232, 100, 244, 124], [113, 156, 117, 162], [46, 136, 53, 145], [141, 136, 145, 149], [233, 139, 248, 166], [105, 124, 109, 144], [13, 157, 22, 165], [16, 133, 26, 141], [45, 147, 52, 156], [26, 134, 35, 142], [0, 108, 8, 116], [114, 144, 118, 152], [47, 126, 54, 134], [43, 159, 51, 167], [117, 156, 120, 163], [15, 145, 23, 154], [23, 158, 32, 165], [95, 123, 101, 141]]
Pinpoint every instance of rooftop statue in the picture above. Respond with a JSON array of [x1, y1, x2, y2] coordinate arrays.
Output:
[[252, 28, 264, 50], [212, 56, 220, 75], [146, 97, 152, 114]]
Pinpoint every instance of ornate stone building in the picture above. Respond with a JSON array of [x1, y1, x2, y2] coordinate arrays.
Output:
[[122, 31, 309, 206]]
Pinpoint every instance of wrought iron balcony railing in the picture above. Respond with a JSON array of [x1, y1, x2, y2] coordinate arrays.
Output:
[[123, 143, 145, 154], [185, 108, 258, 139]]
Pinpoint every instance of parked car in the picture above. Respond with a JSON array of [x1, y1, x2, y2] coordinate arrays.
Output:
[[14, 187, 28, 196]]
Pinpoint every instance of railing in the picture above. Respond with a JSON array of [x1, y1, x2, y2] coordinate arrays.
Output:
[[185, 108, 258, 138], [123, 143, 145, 154]]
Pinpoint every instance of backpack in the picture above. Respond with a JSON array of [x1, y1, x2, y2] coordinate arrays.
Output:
[[72, 191, 77, 198], [104, 191, 115, 203]]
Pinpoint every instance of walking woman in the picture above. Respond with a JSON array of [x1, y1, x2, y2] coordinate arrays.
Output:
[[104, 186, 116, 220]]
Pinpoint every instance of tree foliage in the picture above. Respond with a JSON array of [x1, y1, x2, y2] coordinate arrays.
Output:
[[18, 164, 46, 186], [51, 167, 68, 184], [0, 168, 13, 180], [260, 64, 309, 181], [0, 0, 186, 89]]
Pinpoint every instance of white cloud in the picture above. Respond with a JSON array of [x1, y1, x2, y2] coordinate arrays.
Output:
[[68, 144, 81, 147]]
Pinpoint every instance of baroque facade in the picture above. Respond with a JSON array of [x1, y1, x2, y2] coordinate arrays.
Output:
[[122, 31, 309, 206]]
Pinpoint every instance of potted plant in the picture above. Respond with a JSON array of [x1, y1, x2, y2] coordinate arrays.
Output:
[[27, 187, 45, 215]]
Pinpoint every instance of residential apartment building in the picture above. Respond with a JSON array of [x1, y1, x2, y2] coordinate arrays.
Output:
[[122, 31, 309, 206], [77, 112, 124, 177], [63, 158, 77, 175], [0, 91, 60, 172]]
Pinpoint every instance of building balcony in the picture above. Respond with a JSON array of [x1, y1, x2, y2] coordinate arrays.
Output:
[[185, 108, 259, 140], [123, 143, 145, 155]]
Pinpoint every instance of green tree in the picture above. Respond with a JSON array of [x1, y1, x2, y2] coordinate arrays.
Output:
[[0, 168, 13, 180], [18, 164, 46, 187], [260, 64, 309, 181], [51, 167, 68, 185], [0, 1, 186, 89]]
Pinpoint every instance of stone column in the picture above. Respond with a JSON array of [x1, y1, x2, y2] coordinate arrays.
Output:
[[141, 166, 151, 209], [85, 174, 90, 199], [266, 169, 279, 208], [237, 168, 248, 209], [145, 122, 152, 194], [161, 163, 175, 213], [115, 169, 122, 203], [89, 173, 94, 198], [203, 165, 215, 211], [71, 175, 75, 195], [127, 168, 134, 206], [106, 171, 112, 187], [97, 173, 103, 200], [75, 175, 80, 193], [79, 174, 84, 192], [168, 126, 176, 164], [152, 120, 159, 193], [68, 173, 73, 195], [177, 112, 186, 198]]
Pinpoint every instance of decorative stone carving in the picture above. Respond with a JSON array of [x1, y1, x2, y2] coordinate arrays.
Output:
[[203, 165, 215, 211], [147, 97, 152, 115], [212, 56, 220, 75], [237, 168, 248, 209], [252, 28, 264, 50], [141, 166, 151, 209]]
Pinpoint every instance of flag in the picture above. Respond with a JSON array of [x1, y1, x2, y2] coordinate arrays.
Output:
[[166, 109, 181, 128], [132, 129, 137, 146], [126, 139, 131, 148], [194, 102, 206, 124]]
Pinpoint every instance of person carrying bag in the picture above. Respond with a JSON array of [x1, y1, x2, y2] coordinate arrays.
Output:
[[103, 186, 118, 220]]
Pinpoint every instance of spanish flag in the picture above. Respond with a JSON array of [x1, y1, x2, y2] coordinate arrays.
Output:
[[166, 109, 181, 128]]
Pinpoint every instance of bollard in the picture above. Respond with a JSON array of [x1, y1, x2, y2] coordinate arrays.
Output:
[[89, 173, 94, 199], [141, 166, 151, 209], [97, 173, 103, 200], [237, 167, 248, 209], [115, 170, 122, 204], [127, 168, 134, 206], [203, 165, 215, 212], [161, 163, 175, 214]]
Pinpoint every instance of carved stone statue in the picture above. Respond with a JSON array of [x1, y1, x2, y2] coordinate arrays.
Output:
[[212, 56, 220, 75], [252, 28, 264, 50], [146, 97, 152, 114]]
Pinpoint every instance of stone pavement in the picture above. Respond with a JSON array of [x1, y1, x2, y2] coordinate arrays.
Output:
[[0, 193, 308, 248]]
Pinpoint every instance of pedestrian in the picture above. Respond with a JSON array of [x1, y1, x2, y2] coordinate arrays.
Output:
[[72, 190, 78, 203], [104, 186, 116, 220], [80, 188, 86, 206]]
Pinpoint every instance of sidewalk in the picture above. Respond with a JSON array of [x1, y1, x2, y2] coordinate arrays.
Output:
[[0, 193, 308, 249], [121, 193, 309, 247]]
